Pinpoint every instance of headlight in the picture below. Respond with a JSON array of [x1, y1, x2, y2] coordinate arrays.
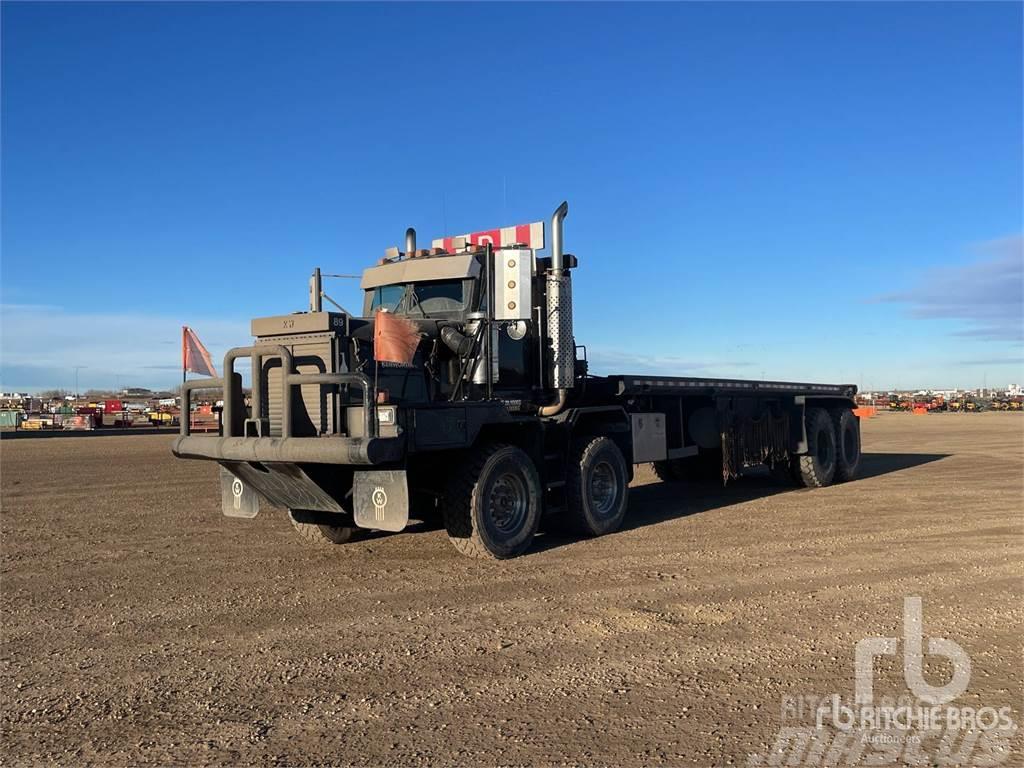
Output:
[[376, 406, 396, 425]]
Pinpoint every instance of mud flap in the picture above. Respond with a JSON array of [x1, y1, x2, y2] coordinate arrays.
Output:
[[352, 470, 409, 532], [220, 466, 260, 518]]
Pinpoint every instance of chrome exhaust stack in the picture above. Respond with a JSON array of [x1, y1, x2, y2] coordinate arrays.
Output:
[[550, 201, 568, 270], [405, 227, 417, 256], [540, 201, 573, 417]]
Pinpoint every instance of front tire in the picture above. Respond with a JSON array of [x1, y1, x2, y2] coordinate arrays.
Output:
[[566, 437, 629, 537], [442, 444, 541, 559], [288, 510, 355, 546], [793, 407, 837, 488]]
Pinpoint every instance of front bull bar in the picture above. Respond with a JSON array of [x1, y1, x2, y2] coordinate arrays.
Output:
[[172, 345, 403, 465]]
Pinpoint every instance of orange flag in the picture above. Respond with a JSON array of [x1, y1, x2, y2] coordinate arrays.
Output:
[[182, 326, 217, 377], [373, 309, 421, 365]]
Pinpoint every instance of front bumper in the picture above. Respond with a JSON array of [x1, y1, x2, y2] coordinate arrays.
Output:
[[172, 434, 404, 465], [176, 343, 399, 465]]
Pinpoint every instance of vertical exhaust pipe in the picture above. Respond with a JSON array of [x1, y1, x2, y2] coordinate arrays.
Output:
[[405, 227, 417, 256], [539, 201, 573, 417], [550, 201, 568, 271]]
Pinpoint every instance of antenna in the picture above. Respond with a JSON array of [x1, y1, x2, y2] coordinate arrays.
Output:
[[309, 268, 356, 315], [72, 366, 87, 398]]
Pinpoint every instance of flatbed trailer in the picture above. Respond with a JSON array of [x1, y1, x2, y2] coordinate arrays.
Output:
[[173, 202, 861, 559]]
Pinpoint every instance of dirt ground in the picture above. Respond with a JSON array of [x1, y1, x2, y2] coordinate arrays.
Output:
[[1, 414, 1021, 767]]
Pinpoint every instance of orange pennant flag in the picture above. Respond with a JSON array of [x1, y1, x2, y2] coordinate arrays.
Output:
[[182, 326, 218, 377], [373, 309, 421, 366]]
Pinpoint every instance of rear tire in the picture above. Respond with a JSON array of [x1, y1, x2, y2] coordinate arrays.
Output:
[[831, 408, 861, 482], [288, 510, 355, 546], [442, 443, 541, 559], [793, 407, 837, 487], [565, 437, 629, 537]]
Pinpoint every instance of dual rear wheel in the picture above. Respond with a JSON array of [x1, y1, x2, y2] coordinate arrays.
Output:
[[564, 437, 630, 538], [790, 406, 860, 487], [442, 437, 629, 559]]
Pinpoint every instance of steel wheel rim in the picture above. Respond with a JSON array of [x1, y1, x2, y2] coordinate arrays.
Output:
[[590, 460, 618, 517], [488, 470, 529, 534]]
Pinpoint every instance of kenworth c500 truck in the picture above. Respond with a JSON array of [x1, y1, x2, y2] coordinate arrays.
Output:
[[172, 202, 861, 559]]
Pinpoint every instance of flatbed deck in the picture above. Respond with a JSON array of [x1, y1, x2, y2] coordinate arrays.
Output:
[[608, 374, 856, 398]]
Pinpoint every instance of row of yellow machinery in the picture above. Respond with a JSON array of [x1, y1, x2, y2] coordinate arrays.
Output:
[[882, 394, 1023, 413], [987, 398, 1024, 411]]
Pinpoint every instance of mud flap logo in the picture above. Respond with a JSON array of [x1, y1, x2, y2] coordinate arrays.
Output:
[[372, 487, 388, 522], [353, 471, 408, 532], [220, 466, 259, 519]]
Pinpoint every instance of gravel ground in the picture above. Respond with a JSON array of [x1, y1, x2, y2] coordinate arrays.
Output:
[[1, 414, 1021, 767]]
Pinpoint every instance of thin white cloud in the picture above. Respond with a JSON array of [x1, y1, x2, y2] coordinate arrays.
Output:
[[956, 357, 1024, 367], [876, 235, 1023, 342], [0, 304, 248, 391]]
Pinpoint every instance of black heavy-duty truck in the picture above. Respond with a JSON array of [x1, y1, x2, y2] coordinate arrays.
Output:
[[172, 202, 861, 559]]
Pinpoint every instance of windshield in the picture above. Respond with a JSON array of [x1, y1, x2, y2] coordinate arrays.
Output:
[[369, 279, 468, 316]]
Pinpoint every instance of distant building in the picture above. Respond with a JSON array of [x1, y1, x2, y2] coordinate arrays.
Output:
[[1008, 384, 1022, 397]]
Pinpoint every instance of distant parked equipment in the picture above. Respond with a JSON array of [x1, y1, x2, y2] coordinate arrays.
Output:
[[62, 415, 95, 431], [888, 394, 911, 411], [0, 410, 21, 429], [147, 411, 180, 427]]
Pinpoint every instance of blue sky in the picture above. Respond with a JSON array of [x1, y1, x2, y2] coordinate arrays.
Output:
[[2, 1, 1021, 393]]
